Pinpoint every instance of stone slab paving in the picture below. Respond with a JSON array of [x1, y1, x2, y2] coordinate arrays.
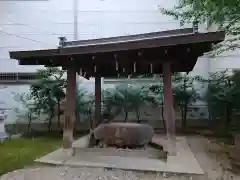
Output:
[[35, 136, 203, 174], [73, 147, 163, 158], [35, 148, 70, 165], [5, 136, 234, 180], [72, 135, 90, 148]]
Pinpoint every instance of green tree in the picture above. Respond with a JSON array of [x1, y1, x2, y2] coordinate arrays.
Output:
[[146, 73, 199, 132], [204, 70, 238, 133], [13, 93, 38, 132], [145, 84, 166, 132], [30, 80, 56, 132], [129, 85, 146, 123], [159, 0, 240, 54], [102, 84, 148, 123], [75, 88, 94, 129], [30, 67, 66, 131], [38, 68, 66, 127], [115, 84, 147, 123], [173, 74, 199, 131], [102, 88, 124, 122], [115, 85, 133, 122]]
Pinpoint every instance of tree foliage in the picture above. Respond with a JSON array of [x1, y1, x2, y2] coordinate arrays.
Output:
[[102, 84, 147, 123], [173, 74, 199, 130], [13, 93, 38, 132], [145, 73, 199, 131], [203, 70, 240, 133], [30, 68, 66, 130], [14, 68, 97, 132], [16, 68, 234, 135], [146, 84, 166, 131], [159, 0, 240, 54], [102, 87, 126, 122], [75, 87, 94, 129]]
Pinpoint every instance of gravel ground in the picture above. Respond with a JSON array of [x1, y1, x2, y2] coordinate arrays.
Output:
[[1, 136, 240, 180], [0, 167, 139, 180], [0, 166, 195, 180]]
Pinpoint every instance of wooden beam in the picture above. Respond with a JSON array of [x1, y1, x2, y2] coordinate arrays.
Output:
[[63, 64, 76, 150], [163, 62, 176, 156], [95, 76, 101, 126]]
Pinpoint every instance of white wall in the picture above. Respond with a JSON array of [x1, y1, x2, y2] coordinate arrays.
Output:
[[208, 50, 240, 73], [0, 85, 31, 123], [0, 77, 100, 123], [203, 24, 240, 73]]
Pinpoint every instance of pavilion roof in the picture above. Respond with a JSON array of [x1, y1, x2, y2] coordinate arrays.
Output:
[[9, 28, 224, 78]]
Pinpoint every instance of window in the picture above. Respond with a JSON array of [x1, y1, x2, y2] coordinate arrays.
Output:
[[0, 73, 17, 81], [0, 72, 39, 82], [18, 74, 38, 80]]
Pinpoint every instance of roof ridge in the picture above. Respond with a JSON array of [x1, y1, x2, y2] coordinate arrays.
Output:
[[64, 28, 194, 47]]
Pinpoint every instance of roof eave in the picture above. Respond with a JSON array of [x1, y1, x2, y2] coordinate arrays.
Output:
[[9, 31, 225, 60]]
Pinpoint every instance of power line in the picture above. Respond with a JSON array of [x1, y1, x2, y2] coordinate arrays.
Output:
[[0, 46, 46, 50], [28, 9, 240, 15], [0, 32, 100, 36], [0, 30, 56, 46], [0, 33, 74, 36], [2, 22, 62, 36], [0, 21, 184, 38], [17, 23, 61, 36], [0, 21, 182, 25], [12, 9, 165, 13], [0, 46, 20, 48]]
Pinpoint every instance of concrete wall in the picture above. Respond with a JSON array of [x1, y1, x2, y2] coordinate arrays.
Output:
[[202, 24, 240, 73], [0, 76, 101, 122], [209, 50, 240, 73], [5, 119, 210, 135], [4, 104, 209, 134], [0, 84, 31, 123]]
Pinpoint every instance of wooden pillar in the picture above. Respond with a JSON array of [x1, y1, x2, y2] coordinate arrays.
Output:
[[95, 76, 101, 126], [163, 62, 176, 155], [63, 65, 76, 149]]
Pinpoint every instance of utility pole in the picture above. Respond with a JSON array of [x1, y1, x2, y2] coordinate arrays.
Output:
[[73, 0, 80, 83], [73, 0, 78, 40]]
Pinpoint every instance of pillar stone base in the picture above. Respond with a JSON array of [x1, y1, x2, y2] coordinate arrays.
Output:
[[167, 136, 177, 156], [63, 130, 73, 149], [61, 147, 75, 157]]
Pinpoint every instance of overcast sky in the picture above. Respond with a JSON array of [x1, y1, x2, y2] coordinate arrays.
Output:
[[0, 0, 190, 72]]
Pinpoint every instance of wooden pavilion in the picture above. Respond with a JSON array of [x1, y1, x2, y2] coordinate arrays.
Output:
[[9, 28, 224, 154]]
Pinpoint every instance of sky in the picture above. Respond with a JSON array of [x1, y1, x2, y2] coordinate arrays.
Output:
[[0, 0, 188, 72]]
